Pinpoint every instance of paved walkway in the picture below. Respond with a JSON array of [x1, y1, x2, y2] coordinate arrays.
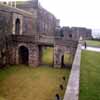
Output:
[[81, 46, 100, 52]]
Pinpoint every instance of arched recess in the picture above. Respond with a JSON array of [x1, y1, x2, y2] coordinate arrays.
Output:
[[18, 46, 29, 65], [15, 18, 20, 34]]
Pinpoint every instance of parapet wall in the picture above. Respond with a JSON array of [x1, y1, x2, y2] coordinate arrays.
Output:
[[63, 42, 82, 100]]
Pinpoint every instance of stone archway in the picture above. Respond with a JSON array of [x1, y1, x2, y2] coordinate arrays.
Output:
[[18, 46, 29, 65]]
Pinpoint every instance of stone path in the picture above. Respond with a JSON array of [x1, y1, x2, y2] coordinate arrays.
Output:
[[81, 46, 100, 52]]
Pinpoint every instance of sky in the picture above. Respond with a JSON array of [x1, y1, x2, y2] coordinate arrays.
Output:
[[1, 0, 100, 31], [39, 0, 100, 30]]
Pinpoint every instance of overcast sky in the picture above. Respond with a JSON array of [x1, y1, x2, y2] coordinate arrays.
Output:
[[1, 0, 100, 30], [39, 0, 100, 30]]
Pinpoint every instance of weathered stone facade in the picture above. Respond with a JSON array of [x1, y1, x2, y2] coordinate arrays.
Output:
[[54, 38, 78, 67], [58, 27, 92, 41], [0, 4, 37, 67], [16, 0, 58, 36], [0, 0, 91, 68]]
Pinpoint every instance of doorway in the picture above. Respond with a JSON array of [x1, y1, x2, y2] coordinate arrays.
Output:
[[19, 46, 29, 65]]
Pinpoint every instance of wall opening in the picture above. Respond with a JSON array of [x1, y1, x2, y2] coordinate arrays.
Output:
[[69, 34, 72, 38], [19, 46, 29, 65], [15, 18, 20, 35], [39, 46, 54, 66], [61, 53, 73, 68], [61, 55, 64, 68], [60, 29, 64, 37]]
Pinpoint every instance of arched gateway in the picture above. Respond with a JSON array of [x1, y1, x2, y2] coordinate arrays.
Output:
[[18, 46, 29, 65]]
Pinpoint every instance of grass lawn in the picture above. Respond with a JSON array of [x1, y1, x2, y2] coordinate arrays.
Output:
[[80, 51, 100, 100], [0, 65, 70, 100], [86, 40, 100, 47]]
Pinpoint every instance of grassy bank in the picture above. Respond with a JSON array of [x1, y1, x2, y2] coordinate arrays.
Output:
[[80, 51, 100, 100], [86, 40, 100, 47], [0, 65, 70, 100]]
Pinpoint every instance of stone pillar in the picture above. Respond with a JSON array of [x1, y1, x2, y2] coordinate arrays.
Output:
[[29, 45, 39, 67], [54, 46, 62, 68], [7, 47, 16, 65]]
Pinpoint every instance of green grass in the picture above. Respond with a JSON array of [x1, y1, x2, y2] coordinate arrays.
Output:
[[42, 47, 53, 65], [86, 40, 100, 47], [80, 51, 100, 100], [0, 65, 70, 100]]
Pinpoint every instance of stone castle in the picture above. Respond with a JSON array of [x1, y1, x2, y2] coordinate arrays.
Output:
[[0, 0, 92, 68]]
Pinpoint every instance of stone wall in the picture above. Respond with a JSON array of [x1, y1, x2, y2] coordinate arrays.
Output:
[[63, 42, 82, 100], [0, 4, 36, 36], [0, 10, 12, 66], [6, 35, 40, 67], [0, 4, 37, 66], [0, 2, 79, 68], [37, 7, 57, 36], [16, 0, 58, 37], [54, 44, 77, 68], [16, 0, 38, 10], [58, 27, 92, 41]]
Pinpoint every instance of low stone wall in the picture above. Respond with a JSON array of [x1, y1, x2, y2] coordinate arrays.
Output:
[[63, 42, 82, 100]]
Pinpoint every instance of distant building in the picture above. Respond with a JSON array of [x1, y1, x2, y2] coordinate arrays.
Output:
[[57, 27, 92, 41]]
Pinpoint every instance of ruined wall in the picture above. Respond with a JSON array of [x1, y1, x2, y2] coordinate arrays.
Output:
[[54, 39, 78, 68], [37, 7, 57, 36], [0, 4, 36, 66], [16, 0, 58, 37], [0, 10, 12, 35], [0, 2, 80, 68], [71, 27, 92, 40], [54, 45, 76, 68], [0, 4, 36, 36], [0, 10, 12, 66], [6, 36, 40, 67], [59, 27, 92, 41]]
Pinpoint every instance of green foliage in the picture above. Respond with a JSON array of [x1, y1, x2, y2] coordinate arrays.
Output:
[[80, 51, 100, 100], [0, 65, 70, 100]]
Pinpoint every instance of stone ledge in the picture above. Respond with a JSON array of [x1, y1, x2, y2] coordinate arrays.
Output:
[[63, 43, 81, 100]]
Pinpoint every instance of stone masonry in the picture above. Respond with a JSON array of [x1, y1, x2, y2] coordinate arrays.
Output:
[[0, 0, 92, 68]]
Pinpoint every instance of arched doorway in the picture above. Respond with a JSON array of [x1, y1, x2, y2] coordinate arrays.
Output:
[[15, 18, 20, 34], [19, 46, 29, 65]]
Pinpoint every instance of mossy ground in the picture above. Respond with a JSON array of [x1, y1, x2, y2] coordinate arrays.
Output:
[[0, 65, 70, 100]]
